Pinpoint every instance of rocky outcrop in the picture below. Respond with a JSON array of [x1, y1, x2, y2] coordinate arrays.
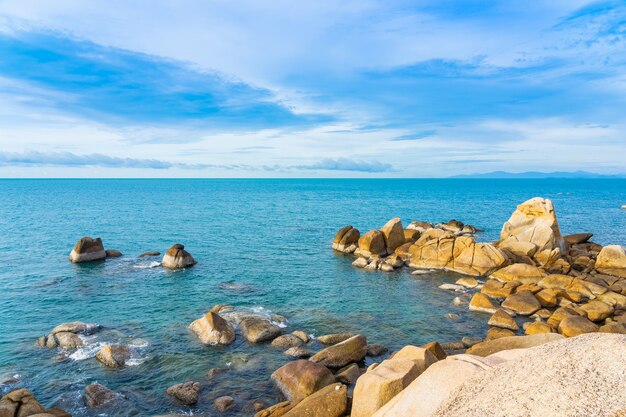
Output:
[[595, 245, 626, 278], [96, 344, 132, 367], [189, 311, 235, 345], [332, 226, 360, 253], [69, 236, 106, 263], [162, 244, 196, 269], [271, 360, 335, 400], [166, 381, 201, 405], [38, 321, 99, 349], [310, 334, 367, 368]]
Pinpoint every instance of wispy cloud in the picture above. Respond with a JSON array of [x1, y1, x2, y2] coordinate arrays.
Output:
[[294, 158, 393, 173], [391, 130, 437, 141]]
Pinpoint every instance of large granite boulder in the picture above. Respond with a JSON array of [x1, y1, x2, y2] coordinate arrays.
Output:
[[380, 218, 405, 253], [282, 383, 347, 417], [488, 309, 519, 331], [271, 360, 335, 400], [352, 359, 420, 417], [454, 242, 508, 276], [166, 381, 201, 405], [501, 290, 541, 316], [310, 334, 367, 368], [358, 230, 387, 257], [390, 346, 438, 374], [558, 315, 599, 337], [332, 226, 360, 253], [491, 263, 546, 283], [162, 244, 196, 269], [96, 344, 132, 368], [595, 245, 626, 278], [240, 316, 282, 343], [189, 311, 235, 345], [0, 388, 46, 416], [69, 237, 106, 263], [466, 333, 564, 356]]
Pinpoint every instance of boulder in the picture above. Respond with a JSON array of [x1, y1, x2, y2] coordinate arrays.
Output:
[[51, 332, 83, 349], [491, 263, 546, 283], [525, 321, 554, 335], [105, 249, 123, 258], [332, 226, 360, 253], [486, 327, 516, 340], [358, 230, 387, 257], [310, 334, 367, 368], [468, 292, 499, 314], [487, 309, 519, 331], [501, 290, 541, 316], [0, 388, 46, 416], [599, 322, 626, 334], [595, 245, 626, 278], [317, 333, 355, 345], [538, 274, 607, 299], [406, 221, 433, 232], [403, 229, 420, 242], [452, 242, 508, 276], [380, 218, 405, 253], [535, 289, 559, 308], [336, 363, 361, 385], [214, 396, 235, 412], [166, 381, 201, 405], [579, 300, 614, 322], [39, 321, 99, 349], [271, 335, 304, 349], [69, 237, 106, 263], [366, 344, 389, 357], [481, 279, 520, 299], [285, 347, 312, 358], [497, 238, 538, 258], [282, 383, 347, 417], [352, 257, 369, 268], [271, 360, 335, 401], [420, 341, 447, 360], [547, 306, 584, 329], [139, 251, 160, 257], [84, 383, 117, 408], [352, 359, 420, 417], [255, 401, 297, 417], [162, 244, 196, 269], [240, 317, 282, 343], [96, 344, 132, 368], [189, 311, 235, 345], [466, 333, 564, 356], [292, 330, 310, 343], [456, 277, 478, 289], [390, 346, 438, 374], [558, 316, 599, 337], [564, 233, 593, 245]]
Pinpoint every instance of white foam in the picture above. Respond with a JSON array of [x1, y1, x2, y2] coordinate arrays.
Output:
[[134, 261, 161, 269]]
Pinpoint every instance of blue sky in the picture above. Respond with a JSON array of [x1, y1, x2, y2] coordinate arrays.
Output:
[[0, 0, 624, 177]]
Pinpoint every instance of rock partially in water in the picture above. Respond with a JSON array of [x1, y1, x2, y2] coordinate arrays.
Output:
[[38, 321, 99, 349], [214, 395, 235, 412], [271, 359, 336, 401], [105, 249, 123, 258], [317, 333, 355, 345], [358, 230, 387, 258], [271, 334, 303, 349], [285, 347, 312, 358], [332, 225, 360, 253], [189, 311, 236, 345], [166, 381, 201, 405], [291, 330, 310, 343], [335, 363, 361, 385], [380, 218, 405, 253], [240, 317, 282, 343], [366, 343, 389, 357], [69, 236, 107, 263], [468, 292, 499, 314], [139, 251, 160, 257], [0, 388, 46, 416], [84, 383, 118, 408], [96, 344, 133, 367], [162, 244, 196, 269], [310, 334, 367, 368]]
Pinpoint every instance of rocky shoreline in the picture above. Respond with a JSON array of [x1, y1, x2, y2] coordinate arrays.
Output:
[[2, 196, 626, 416]]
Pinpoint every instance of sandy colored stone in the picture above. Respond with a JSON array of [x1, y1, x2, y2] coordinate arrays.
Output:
[[524, 321, 554, 335], [420, 341, 447, 360], [487, 309, 519, 331], [501, 290, 541, 316], [456, 277, 479, 288], [580, 300, 614, 322], [390, 346, 438, 374], [596, 245, 626, 278], [469, 292, 500, 314], [162, 243, 196, 269], [335, 363, 361, 385], [0, 388, 46, 416], [558, 315, 599, 337], [332, 226, 360, 253], [352, 359, 420, 417], [535, 288, 559, 308], [189, 311, 235, 345], [282, 383, 347, 417], [481, 279, 520, 298], [380, 218, 405, 252], [486, 327, 516, 340], [466, 333, 564, 356], [317, 333, 355, 345], [240, 317, 282, 343], [271, 360, 335, 401], [491, 263, 546, 284], [166, 381, 200, 405], [359, 230, 387, 257], [310, 334, 367, 368], [69, 236, 106, 263], [547, 306, 584, 329], [96, 344, 132, 368]]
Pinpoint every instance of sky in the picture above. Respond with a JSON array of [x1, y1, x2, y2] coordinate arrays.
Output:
[[0, 0, 625, 177]]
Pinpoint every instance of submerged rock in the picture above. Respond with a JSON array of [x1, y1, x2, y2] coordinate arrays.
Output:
[[84, 383, 117, 408], [69, 236, 106, 263], [162, 244, 196, 269], [139, 251, 160, 257], [284, 346, 312, 358], [166, 381, 201, 405], [271, 334, 303, 349], [189, 311, 235, 345], [214, 396, 235, 412], [105, 249, 123, 258]]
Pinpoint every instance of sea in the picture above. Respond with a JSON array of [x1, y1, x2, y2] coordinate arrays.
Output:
[[1, 179, 625, 416]]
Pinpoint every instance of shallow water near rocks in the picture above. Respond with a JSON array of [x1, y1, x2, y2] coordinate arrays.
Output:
[[1, 179, 625, 416]]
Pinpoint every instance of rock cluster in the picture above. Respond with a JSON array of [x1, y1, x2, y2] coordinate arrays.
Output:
[[37, 321, 99, 349]]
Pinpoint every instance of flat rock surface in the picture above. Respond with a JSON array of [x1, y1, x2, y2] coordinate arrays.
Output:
[[433, 334, 626, 417]]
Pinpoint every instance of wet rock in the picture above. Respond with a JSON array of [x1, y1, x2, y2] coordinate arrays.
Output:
[[310, 334, 367, 368], [96, 344, 132, 368], [189, 311, 235, 345], [291, 330, 310, 343], [105, 249, 123, 258], [558, 316, 599, 337], [352, 257, 369, 268], [166, 381, 201, 405], [207, 368, 228, 379], [84, 383, 117, 408], [317, 333, 355, 345], [282, 383, 347, 417], [39, 321, 99, 350], [284, 347, 312, 358], [214, 396, 235, 412], [139, 251, 160, 257], [336, 363, 361, 385], [332, 225, 360, 253], [456, 277, 478, 289], [271, 335, 303, 349], [69, 236, 106, 263], [366, 344, 389, 357], [162, 244, 196, 269], [0, 388, 46, 416], [461, 336, 482, 348], [252, 400, 267, 412], [271, 360, 336, 401], [240, 317, 282, 343]]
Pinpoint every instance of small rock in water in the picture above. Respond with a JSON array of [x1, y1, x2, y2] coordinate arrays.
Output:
[[462, 336, 482, 348], [84, 383, 117, 408], [271, 334, 303, 349], [366, 343, 389, 357], [162, 244, 196, 269], [285, 347, 312, 358], [439, 283, 465, 291], [207, 367, 228, 379], [412, 269, 434, 275], [166, 381, 201, 405], [105, 249, 123, 258], [96, 344, 133, 368], [317, 333, 355, 345], [139, 251, 160, 257], [252, 399, 267, 412], [292, 330, 310, 343], [214, 395, 235, 412], [69, 236, 107, 263], [447, 313, 460, 319]]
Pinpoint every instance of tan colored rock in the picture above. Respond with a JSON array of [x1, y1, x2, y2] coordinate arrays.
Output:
[[0, 388, 46, 416], [310, 334, 367, 368], [69, 236, 106, 263], [454, 242, 508, 276], [335, 363, 361, 385], [501, 290, 541, 316], [271, 360, 335, 401], [162, 244, 196, 269], [580, 300, 614, 322], [564, 233, 593, 245], [486, 327, 516, 340], [352, 257, 369, 268], [599, 322, 626, 334], [481, 279, 520, 299], [469, 292, 499, 314], [403, 229, 420, 242], [547, 306, 584, 328], [498, 238, 538, 258], [491, 263, 546, 283], [285, 347, 312, 358], [317, 333, 355, 345], [390, 346, 438, 374], [558, 315, 599, 337], [85, 383, 117, 408], [535, 288, 559, 308], [282, 383, 347, 417], [380, 218, 405, 253], [525, 321, 554, 335], [466, 333, 564, 356], [352, 359, 420, 417], [597, 291, 626, 308], [332, 226, 360, 253], [240, 317, 282, 343], [271, 335, 304, 349], [488, 309, 519, 331], [538, 274, 607, 299], [456, 277, 478, 288], [96, 344, 132, 368], [359, 230, 387, 257], [166, 381, 201, 405], [420, 341, 447, 360], [189, 311, 235, 345], [596, 245, 626, 278]]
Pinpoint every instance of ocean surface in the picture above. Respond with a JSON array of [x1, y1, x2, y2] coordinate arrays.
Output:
[[1, 179, 625, 416]]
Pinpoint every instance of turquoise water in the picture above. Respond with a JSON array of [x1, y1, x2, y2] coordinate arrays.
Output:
[[1, 179, 625, 416]]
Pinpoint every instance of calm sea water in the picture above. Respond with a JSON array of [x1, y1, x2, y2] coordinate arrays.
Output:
[[1, 179, 625, 416]]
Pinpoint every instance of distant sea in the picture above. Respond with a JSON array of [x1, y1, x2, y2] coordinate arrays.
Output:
[[1, 179, 625, 416]]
